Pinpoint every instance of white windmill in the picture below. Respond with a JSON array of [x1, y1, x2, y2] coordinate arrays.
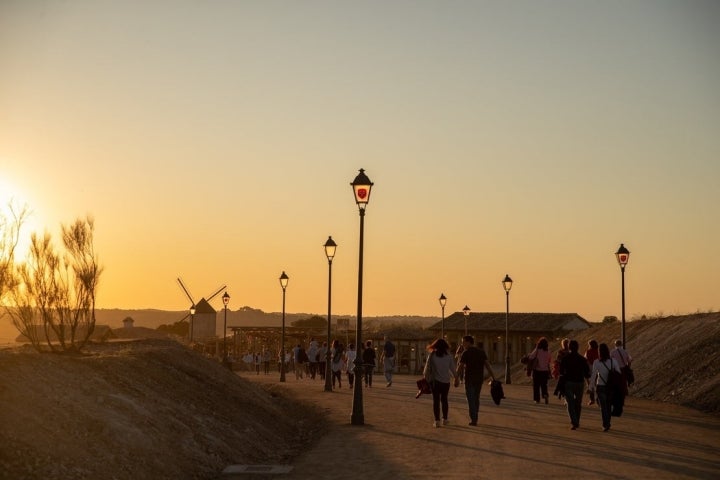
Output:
[[177, 278, 227, 342]]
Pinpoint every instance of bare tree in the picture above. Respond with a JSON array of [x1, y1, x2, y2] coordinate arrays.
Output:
[[0, 202, 29, 300], [7, 216, 103, 352], [60, 217, 103, 350]]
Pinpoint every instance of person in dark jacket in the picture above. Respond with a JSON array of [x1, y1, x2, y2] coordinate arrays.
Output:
[[362, 340, 376, 387], [454, 335, 496, 426], [559, 339, 591, 430]]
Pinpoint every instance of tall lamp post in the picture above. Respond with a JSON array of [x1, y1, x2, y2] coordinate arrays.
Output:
[[502, 274, 513, 384], [222, 292, 230, 362], [462, 305, 470, 337], [189, 304, 196, 342], [279, 271, 289, 382], [615, 244, 630, 348], [324, 236, 337, 392], [350, 168, 373, 426], [439, 293, 447, 339]]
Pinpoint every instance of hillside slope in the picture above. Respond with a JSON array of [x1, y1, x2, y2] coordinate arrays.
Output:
[[0, 339, 325, 480]]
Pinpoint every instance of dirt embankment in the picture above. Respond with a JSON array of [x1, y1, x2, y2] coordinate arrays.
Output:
[[0, 339, 325, 480]]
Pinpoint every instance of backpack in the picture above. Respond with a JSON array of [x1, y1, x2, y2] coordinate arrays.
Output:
[[601, 360, 624, 394]]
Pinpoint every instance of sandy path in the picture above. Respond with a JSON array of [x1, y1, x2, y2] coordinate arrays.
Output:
[[237, 372, 720, 479]]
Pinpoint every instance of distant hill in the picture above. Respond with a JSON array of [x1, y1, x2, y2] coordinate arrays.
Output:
[[93, 307, 439, 331], [91, 307, 307, 330], [0, 306, 438, 343]]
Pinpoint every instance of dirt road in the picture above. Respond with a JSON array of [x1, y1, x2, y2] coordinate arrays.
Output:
[[233, 372, 720, 480]]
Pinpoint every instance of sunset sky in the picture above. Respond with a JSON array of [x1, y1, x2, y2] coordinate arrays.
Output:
[[1, 1, 718, 323]]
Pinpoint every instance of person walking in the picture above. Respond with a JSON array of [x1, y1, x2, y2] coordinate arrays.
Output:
[[381, 336, 396, 387], [307, 341, 319, 380], [526, 337, 553, 404], [362, 340, 376, 388], [345, 343, 357, 389], [243, 352, 254, 372], [330, 340, 344, 389], [584, 339, 599, 365], [423, 338, 457, 428], [553, 338, 570, 380], [560, 339, 591, 430], [284, 349, 291, 374], [584, 339, 599, 405], [317, 342, 328, 381], [454, 343, 465, 384], [611, 339, 633, 392], [294, 345, 307, 380], [262, 349, 271, 375], [588, 343, 623, 432], [454, 335, 496, 426]]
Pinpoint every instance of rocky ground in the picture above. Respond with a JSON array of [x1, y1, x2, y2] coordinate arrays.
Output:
[[0, 313, 717, 479]]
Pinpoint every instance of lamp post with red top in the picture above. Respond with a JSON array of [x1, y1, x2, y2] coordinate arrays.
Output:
[[615, 244, 630, 348], [350, 168, 373, 426]]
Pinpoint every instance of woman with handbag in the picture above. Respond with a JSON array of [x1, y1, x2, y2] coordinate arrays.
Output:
[[526, 337, 553, 404], [423, 338, 457, 428], [588, 343, 623, 432]]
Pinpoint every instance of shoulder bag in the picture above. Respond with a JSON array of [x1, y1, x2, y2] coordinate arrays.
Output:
[[424, 352, 435, 383]]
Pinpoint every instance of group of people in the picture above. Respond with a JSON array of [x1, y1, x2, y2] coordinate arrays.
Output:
[[524, 336, 633, 431], [421, 335, 633, 431], [289, 338, 330, 381], [422, 336, 496, 427], [240, 350, 273, 375], [260, 333, 634, 432], [287, 336, 397, 390]]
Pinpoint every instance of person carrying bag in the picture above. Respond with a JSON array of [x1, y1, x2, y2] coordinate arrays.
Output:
[[423, 339, 456, 428]]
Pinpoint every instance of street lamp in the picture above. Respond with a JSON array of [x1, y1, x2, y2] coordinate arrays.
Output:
[[615, 244, 630, 348], [502, 274, 513, 384], [350, 168, 373, 426], [189, 304, 196, 342], [462, 305, 470, 337], [279, 271, 289, 382], [439, 293, 447, 339], [222, 292, 230, 363], [324, 236, 337, 392]]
